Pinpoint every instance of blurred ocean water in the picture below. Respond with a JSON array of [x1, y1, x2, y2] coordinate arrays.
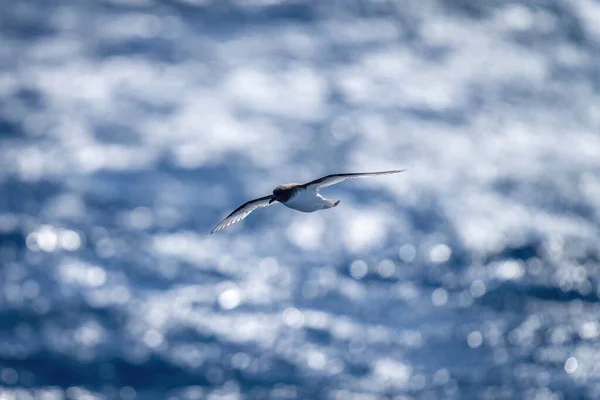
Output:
[[1, 0, 600, 399]]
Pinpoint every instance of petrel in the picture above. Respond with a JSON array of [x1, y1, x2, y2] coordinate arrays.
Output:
[[210, 169, 405, 234]]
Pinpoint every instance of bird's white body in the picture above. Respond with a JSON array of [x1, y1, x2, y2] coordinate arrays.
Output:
[[282, 189, 338, 213]]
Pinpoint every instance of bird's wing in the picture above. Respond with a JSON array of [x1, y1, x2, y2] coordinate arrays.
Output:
[[302, 169, 406, 192], [211, 195, 276, 234]]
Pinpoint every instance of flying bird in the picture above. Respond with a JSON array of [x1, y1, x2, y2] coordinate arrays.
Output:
[[210, 169, 405, 234]]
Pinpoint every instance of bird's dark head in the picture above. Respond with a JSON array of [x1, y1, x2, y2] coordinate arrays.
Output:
[[269, 187, 284, 204], [270, 184, 298, 204]]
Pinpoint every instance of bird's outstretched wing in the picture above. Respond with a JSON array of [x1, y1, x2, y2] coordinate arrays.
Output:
[[211, 195, 276, 234], [302, 169, 405, 192]]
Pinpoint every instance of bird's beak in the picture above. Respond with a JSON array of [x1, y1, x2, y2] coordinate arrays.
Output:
[[269, 198, 275, 204]]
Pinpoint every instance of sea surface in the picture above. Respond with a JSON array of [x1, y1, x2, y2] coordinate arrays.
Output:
[[1, 0, 600, 399]]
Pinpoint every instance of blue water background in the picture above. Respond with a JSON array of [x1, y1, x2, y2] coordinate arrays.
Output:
[[1, 0, 600, 399]]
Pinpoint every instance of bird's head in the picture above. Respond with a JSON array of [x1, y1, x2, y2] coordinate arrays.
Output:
[[270, 184, 298, 204], [270, 185, 295, 204], [269, 188, 282, 204]]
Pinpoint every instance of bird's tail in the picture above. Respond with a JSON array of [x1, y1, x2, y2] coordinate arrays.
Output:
[[324, 199, 340, 209]]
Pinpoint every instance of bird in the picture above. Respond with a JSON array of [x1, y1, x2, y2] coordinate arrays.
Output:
[[210, 169, 405, 234]]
